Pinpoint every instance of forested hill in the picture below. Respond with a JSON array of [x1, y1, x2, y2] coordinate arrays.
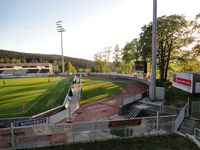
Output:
[[0, 49, 93, 69]]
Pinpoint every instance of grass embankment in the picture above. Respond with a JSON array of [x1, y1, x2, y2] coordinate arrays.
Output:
[[0, 77, 73, 118], [27, 134, 199, 150], [80, 77, 124, 104], [157, 82, 200, 107]]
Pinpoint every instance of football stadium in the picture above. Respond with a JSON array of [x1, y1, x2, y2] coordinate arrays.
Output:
[[1, 0, 200, 149], [0, 64, 198, 149]]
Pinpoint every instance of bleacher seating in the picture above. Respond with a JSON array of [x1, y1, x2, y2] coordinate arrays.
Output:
[[2, 70, 14, 74], [40, 69, 49, 73], [14, 70, 28, 75], [0, 70, 4, 74], [27, 69, 39, 73]]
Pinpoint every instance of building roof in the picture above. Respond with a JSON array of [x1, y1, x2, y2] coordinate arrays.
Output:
[[0, 63, 52, 67]]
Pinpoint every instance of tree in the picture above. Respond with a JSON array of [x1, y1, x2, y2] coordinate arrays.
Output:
[[120, 61, 132, 74], [66, 62, 76, 74], [113, 44, 122, 73], [138, 25, 152, 61], [192, 44, 200, 59], [10, 58, 21, 63], [93, 47, 112, 73], [0, 49, 93, 71], [0, 58, 4, 63], [93, 52, 103, 72], [168, 13, 200, 74], [121, 39, 140, 74], [122, 39, 140, 63], [191, 13, 200, 59], [139, 15, 193, 82], [78, 68, 83, 73], [171, 49, 200, 72]]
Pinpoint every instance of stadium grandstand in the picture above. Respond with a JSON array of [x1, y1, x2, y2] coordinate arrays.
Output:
[[0, 63, 53, 78]]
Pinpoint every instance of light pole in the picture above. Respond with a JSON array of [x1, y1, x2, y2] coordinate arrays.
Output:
[[150, 0, 157, 101], [56, 20, 65, 74]]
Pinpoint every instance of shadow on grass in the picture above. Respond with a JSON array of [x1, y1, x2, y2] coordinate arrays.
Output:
[[0, 77, 73, 118], [81, 79, 124, 104], [0, 81, 53, 95], [0, 85, 49, 99]]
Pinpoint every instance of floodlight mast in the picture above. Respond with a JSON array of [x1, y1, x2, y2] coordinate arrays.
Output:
[[56, 20, 65, 74], [150, 0, 157, 101]]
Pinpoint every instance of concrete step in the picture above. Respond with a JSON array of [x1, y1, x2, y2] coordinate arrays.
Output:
[[179, 119, 196, 135]]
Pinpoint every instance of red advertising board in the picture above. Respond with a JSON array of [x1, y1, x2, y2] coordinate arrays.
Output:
[[176, 77, 191, 87], [172, 72, 193, 93], [173, 76, 191, 87]]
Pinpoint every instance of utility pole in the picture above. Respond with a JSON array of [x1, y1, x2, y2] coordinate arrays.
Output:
[[150, 0, 157, 101], [56, 20, 65, 74]]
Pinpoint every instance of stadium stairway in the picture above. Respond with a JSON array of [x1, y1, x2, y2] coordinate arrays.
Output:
[[178, 119, 200, 135], [128, 107, 142, 119]]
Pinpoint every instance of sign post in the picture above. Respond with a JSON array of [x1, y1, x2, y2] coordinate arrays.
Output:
[[11, 123, 15, 149]]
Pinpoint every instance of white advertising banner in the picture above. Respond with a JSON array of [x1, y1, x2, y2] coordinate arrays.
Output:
[[172, 72, 193, 93]]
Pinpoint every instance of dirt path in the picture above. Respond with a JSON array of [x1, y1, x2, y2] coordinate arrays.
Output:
[[71, 80, 148, 122]]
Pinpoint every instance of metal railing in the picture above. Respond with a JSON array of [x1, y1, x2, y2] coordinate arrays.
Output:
[[174, 103, 189, 131], [0, 116, 176, 149], [191, 101, 200, 120], [194, 128, 200, 141]]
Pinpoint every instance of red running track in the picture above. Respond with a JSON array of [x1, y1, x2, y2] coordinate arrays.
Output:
[[71, 80, 148, 122]]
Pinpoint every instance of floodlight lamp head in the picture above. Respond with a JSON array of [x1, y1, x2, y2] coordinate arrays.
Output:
[[57, 25, 62, 28], [56, 20, 62, 23]]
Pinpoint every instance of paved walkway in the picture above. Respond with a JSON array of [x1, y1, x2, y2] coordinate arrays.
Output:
[[57, 78, 81, 123], [70, 82, 80, 109]]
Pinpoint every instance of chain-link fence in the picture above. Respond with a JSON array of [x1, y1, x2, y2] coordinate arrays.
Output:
[[0, 115, 176, 149], [143, 104, 181, 115], [191, 101, 200, 120]]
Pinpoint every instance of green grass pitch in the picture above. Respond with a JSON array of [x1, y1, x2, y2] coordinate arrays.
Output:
[[81, 77, 125, 104], [0, 76, 73, 118]]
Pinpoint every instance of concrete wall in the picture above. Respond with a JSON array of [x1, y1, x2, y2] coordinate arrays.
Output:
[[90, 73, 150, 85]]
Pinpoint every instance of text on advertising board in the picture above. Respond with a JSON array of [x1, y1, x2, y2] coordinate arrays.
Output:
[[173, 76, 191, 87], [14, 118, 47, 127]]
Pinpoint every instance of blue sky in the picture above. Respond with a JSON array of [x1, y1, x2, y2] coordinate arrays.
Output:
[[0, 0, 200, 60]]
